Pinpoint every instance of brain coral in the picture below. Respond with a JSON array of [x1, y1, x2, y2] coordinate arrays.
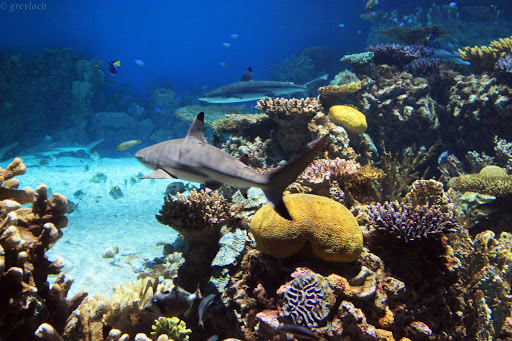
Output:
[[250, 193, 363, 262], [328, 105, 368, 134]]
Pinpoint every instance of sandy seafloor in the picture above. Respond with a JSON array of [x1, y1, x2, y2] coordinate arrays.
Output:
[[0, 156, 180, 298]]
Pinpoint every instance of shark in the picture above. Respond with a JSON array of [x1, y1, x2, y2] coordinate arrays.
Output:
[[135, 112, 327, 219], [16, 139, 104, 161], [199, 67, 328, 103]]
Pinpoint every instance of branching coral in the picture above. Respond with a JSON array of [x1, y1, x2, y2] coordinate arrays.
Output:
[[495, 136, 512, 174], [378, 140, 440, 201], [255, 97, 322, 154], [458, 36, 512, 73], [367, 201, 459, 243], [294, 158, 360, 192], [340, 52, 374, 66], [366, 44, 433, 66], [151, 317, 191, 341], [156, 190, 241, 290]]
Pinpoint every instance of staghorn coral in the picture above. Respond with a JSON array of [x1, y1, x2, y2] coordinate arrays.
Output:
[[458, 36, 512, 73], [448, 171, 512, 198], [318, 81, 362, 108], [367, 201, 459, 243], [256, 97, 322, 154], [250, 193, 363, 262], [328, 105, 367, 134], [156, 190, 241, 290], [277, 267, 336, 328], [151, 317, 191, 341]]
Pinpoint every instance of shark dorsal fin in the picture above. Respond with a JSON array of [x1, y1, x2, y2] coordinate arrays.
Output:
[[240, 67, 253, 81], [186, 112, 205, 140]]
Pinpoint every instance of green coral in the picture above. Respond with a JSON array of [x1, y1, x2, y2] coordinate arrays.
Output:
[[449, 173, 512, 198], [340, 51, 374, 65], [151, 317, 191, 341]]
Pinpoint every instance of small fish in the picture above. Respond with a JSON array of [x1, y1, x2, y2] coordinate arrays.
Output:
[[222, 42, 231, 48], [108, 60, 120, 76], [438, 151, 449, 164], [109, 186, 123, 199], [230, 33, 239, 39], [145, 285, 202, 317], [220, 61, 228, 68], [133, 59, 145, 66], [206, 336, 218, 341], [117, 140, 142, 151], [154, 106, 162, 112], [276, 324, 325, 341], [67, 200, 79, 214], [449, 2, 457, 7], [74, 189, 86, 200], [365, 0, 378, 13], [338, 23, 345, 28], [198, 294, 215, 329]]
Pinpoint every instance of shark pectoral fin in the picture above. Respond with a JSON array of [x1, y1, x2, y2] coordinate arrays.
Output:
[[264, 191, 292, 220], [141, 169, 176, 179]]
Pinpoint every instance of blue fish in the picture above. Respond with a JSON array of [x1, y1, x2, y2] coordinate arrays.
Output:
[[154, 106, 162, 112], [438, 151, 449, 164], [108, 60, 120, 76]]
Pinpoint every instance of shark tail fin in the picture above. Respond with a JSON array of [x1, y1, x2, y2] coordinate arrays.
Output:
[[263, 135, 328, 220]]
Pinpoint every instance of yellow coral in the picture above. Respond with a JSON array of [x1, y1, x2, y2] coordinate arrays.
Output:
[[328, 105, 368, 134], [151, 316, 191, 341], [318, 81, 362, 107], [250, 194, 363, 262], [458, 35, 512, 73]]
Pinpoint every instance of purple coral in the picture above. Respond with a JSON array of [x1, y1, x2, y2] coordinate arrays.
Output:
[[366, 44, 434, 67], [496, 53, 512, 83], [368, 202, 458, 242], [405, 57, 440, 77]]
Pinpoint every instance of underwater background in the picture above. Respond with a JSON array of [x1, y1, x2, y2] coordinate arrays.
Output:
[[1, 0, 512, 340]]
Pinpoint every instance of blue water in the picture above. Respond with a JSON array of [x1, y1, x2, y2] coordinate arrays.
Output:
[[0, 0, 368, 96]]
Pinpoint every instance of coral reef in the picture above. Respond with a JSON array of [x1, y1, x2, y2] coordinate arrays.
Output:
[[328, 105, 368, 134], [250, 193, 363, 262], [367, 201, 459, 243], [277, 267, 336, 327], [366, 44, 433, 67], [458, 36, 512, 73], [448, 168, 512, 198], [210, 113, 271, 136], [175, 105, 247, 125], [156, 190, 242, 290], [495, 136, 512, 173], [151, 317, 191, 341], [375, 25, 451, 46], [340, 52, 374, 66], [318, 80, 362, 108], [255, 97, 322, 154]]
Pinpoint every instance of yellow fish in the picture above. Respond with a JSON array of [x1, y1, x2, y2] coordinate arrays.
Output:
[[117, 140, 142, 151], [365, 0, 378, 13]]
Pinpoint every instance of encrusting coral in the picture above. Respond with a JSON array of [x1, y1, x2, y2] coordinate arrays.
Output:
[[318, 80, 362, 107], [250, 193, 363, 262]]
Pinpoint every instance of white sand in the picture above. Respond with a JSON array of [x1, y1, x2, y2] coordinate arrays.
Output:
[[1, 156, 179, 297]]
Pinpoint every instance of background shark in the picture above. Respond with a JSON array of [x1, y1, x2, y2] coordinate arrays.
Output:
[[135, 112, 327, 219], [199, 67, 328, 103]]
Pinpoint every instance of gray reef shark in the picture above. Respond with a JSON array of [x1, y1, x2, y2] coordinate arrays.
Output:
[[135, 112, 327, 219], [16, 139, 104, 162], [199, 67, 328, 103]]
